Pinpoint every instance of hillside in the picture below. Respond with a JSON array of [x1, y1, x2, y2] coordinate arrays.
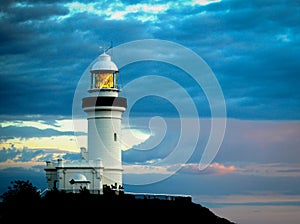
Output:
[[0, 189, 235, 223]]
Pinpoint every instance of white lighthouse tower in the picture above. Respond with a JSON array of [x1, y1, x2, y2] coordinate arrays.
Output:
[[44, 52, 127, 194], [82, 52, 127, 189]]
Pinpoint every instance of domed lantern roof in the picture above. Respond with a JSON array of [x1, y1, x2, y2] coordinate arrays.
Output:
[[91, 52, 118, 72]]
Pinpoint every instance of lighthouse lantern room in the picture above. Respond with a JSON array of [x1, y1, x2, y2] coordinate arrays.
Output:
[[44, 52, 127, 194], [89, 52, 119, 95]]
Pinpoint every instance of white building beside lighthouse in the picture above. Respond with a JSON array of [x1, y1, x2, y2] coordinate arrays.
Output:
[[44, 52, 127, 194]]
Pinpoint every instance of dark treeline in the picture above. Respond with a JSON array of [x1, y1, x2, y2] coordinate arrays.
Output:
[[0, 180, 235, 223]]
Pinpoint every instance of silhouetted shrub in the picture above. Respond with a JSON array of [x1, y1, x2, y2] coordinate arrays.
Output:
[[0, 180, 41, 205]]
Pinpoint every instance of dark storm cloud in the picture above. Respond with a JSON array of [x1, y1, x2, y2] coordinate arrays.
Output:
[[0, 1, 69, 51], [0, 1, 82, 116], [3, 3, 69, 23], [0, 0, 154, 117], [151, 1, 300, 119], [0, 0, 299, 119]]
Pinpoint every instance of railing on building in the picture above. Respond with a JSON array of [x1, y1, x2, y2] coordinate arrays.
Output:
[[39, 187, 192, 203], [124, 192, 192, 202]]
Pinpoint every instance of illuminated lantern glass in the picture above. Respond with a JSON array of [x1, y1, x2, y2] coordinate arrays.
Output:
[[95, 73, 114, 88]]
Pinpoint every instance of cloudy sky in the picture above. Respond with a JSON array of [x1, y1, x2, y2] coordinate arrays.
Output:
[[0, 0, 300, 223]]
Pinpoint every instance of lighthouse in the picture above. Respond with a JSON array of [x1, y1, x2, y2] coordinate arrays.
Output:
[[44, 52, 127, 194], [82, 52, 127, 189]]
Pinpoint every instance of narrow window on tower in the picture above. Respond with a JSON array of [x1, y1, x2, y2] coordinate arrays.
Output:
[[114, 133, 117, 141]]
